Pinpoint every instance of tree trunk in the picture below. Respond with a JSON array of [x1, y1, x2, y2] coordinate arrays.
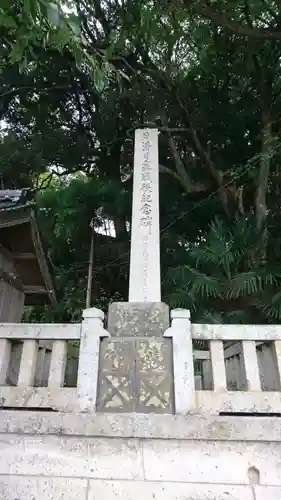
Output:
[[113, 215, 127, 240], [255, 106, 272, 265], [103, 140, 128, 242], [255, 111, 271, 232]]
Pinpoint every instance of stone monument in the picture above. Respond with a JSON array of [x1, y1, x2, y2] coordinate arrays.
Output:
[[128, 128, 161, 302], [97, 129, 173, 413]]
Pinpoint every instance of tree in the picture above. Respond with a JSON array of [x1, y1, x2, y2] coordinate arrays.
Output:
[[167, 217, 281, 323], [3, 0, 281, 323], [25, 175, 126, 322], [185, 0, 281, 41]]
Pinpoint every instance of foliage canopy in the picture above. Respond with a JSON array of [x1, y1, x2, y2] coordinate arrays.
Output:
[[2, 0, 281, 323]]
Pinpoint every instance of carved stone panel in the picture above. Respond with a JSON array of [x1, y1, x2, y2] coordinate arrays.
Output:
[[97, 340, 133, 411], [96, 337, 174, 413], [107, 302, 169, 338]]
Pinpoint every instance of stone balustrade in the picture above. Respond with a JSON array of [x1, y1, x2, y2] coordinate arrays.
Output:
[[0, 307, 109, 412], [1, 306, 281, 415], [168, 309, 281, 415]]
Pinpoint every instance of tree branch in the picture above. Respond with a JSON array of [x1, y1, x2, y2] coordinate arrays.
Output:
[[165, 130, 193, 192], [0, 84, 71, 99], [140, 49, 232, 217], [159, 165, 207, 192], [174, 92, 232, 218], [192, 3, 281, 40]]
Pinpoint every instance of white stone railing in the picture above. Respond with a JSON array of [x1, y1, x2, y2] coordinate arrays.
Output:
[[166, 309, 281, 415], [1, 305, 281, 416], [0, 308, 109, 412], [193, 340, 277, 391]]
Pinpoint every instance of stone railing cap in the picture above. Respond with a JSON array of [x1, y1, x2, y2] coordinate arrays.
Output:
[[171, 308, 191, 319], [82, 307, 104, 320]]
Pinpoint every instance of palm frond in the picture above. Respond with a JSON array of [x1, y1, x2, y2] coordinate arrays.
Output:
[[227, 272, 263, 298], [232, 215, 263, 260], [189, 269, 222, 299], [168, 287, 197, 311], [165, 265, 192, 286], [189, 247, 220, 266], [166, 214, 281, 324], [190, 218, 237, 277], [260, 269, 281, 286], [262, 290, 281, 321]]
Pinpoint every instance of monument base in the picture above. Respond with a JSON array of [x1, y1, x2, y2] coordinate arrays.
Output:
[[97, 302, 173, 413], [107, 302, 169, 337]]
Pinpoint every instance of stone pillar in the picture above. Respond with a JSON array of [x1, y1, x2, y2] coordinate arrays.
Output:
[[128, 128, 161, 302], [164, 309, 195, 414], [77, 307, 110, 412]]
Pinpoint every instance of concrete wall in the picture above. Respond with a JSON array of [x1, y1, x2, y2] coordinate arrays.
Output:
[[0, 411, 281, 499]]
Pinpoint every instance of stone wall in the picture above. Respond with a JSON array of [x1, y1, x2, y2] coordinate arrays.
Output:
[[0, 411, 280, 499]]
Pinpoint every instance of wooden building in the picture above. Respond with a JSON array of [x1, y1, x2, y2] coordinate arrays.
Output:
[[0, 190, 57, 322]]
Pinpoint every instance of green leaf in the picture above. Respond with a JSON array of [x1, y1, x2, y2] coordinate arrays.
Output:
[[49, 28, 72, 50], [0, 13, 17, 29], [47, 2, 60, 26], [9, 42, 24, 63], [92, 66, 106, 92], [23, 0, 38, 19], [66, 14, 81, 36]]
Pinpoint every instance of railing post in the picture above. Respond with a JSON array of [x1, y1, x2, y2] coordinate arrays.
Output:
[[77, 307, 110, 412], [0, 339, 11, 385], [242, 340, 261, 391], [210, 340, 227, 391], [48, 340, 68, 388], [164, 308, 195, 414], [34, 346, 46, 387], [274, 341, 281, 389], [17, 340, 38, 387]]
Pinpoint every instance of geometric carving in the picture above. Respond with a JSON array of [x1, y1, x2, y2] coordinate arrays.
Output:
[[97, 340, 133, 411], [96, 337, 174, 413]]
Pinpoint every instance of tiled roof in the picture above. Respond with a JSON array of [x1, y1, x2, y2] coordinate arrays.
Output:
[[0, 189, 30, 210]]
